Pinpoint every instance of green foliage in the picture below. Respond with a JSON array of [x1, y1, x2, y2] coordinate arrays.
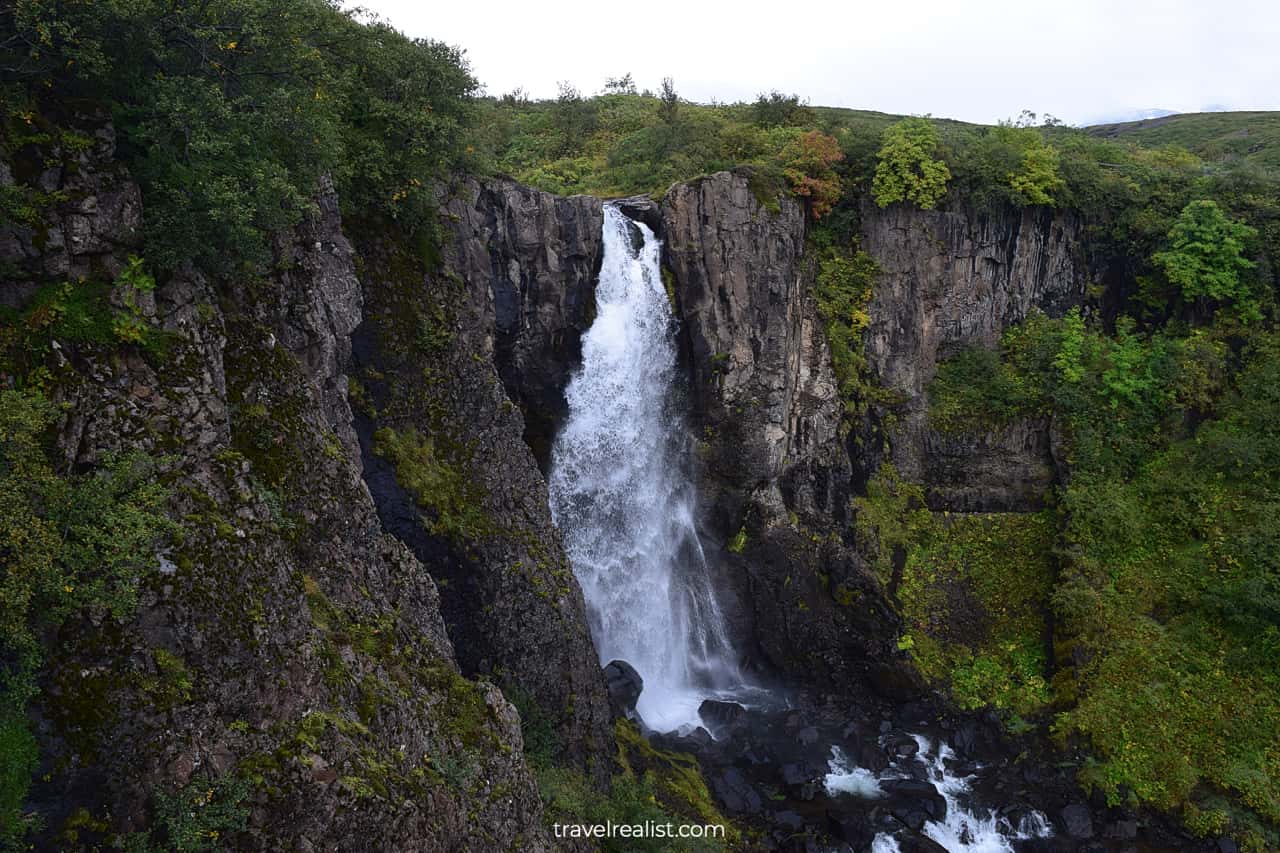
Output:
[[779, 130, 843, 219], [371, 426, 491, 543], [751, 91, 813, 129], [871, 118, 951, 209], [947, 124, 1064, 207], [813, 249, 882, 418], [3, 0, 476, 274], [123, 774, 251, 852], [852, 464, 933, 587], [1152, 200, 1260, 320], [0, 388, 174, 844], [1088, 111, 1280, 172], [896, 511, 1056, 716], [525, 719, 730, 851], [727, 527, 747, 554], [927, 308, 1280, 837]]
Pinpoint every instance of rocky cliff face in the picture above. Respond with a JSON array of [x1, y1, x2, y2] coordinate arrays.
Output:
[[7, 130, 554, 849], [660, 171, 901, 685], [349, 175, 614, 781], [859, 202, 1087, 510], [441, 177, 604, 467]]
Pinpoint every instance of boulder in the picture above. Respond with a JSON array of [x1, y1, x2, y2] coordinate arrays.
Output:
[[602, 660, 643, 716], [1059, 803, 1094, 840], [699, 698, 748, 736]]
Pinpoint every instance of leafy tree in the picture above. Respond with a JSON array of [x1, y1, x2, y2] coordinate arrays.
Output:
[[1153, 200, 1260, 320], [553, 81, 597, 156], [872, 117, 951, 209], [1007, 133, 1064, 206], [658, 77, 679, 125], [603, 73, 636, 95], [751, 91, 812, 128], [947, 125, 1064, 208], [778, 130, 843, 219]]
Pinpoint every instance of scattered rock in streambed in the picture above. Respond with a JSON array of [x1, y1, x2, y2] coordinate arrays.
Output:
[[880, 777, 947, 824], [1058, 802, 1094, 839], [699, 698, 748, 736], [711, 767, 764, 815], [602, 659, 642, 716]]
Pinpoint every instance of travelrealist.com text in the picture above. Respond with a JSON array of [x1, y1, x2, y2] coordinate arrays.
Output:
[[552, 821, 727, 840]]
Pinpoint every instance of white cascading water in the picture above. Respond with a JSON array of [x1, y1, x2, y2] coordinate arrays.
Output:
[[548, 205, 742, 733], [824, 735, 1054, 852]]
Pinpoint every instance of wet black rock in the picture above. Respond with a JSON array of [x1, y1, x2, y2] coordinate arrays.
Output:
[[612, 194, 663, 236], [826, 809, 875, 848], [1105, 819, 1139, 840], [1060, 803, 1095, 839], [712, 767, 764, 815], [603, 659, 643, 716], [881, 777, 947, 823], [699, 698, 748, 735], [884, 732, 921, 760], [899, 835, 949, 853], [780, 761, 819, 787]]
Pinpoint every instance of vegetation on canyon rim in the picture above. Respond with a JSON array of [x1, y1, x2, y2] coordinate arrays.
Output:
[[2, 0, 1280, 847]]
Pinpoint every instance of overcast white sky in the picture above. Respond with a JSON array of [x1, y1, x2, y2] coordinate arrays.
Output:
[[347, 0, 1280, 126]]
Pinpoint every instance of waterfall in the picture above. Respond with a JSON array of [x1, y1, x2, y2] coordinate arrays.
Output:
[[548, 205, 742, 733]]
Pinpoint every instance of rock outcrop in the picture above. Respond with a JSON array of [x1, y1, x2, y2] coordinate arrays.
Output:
[[442, 176, 604, 467], [660, 170, 900, 683], [8, 128, 551, 850], [349, 176, 615, 782], [859, 202, 1087, 510]]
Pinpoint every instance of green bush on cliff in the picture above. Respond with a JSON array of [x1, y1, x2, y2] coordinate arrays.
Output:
[[946, 123, 1065, 207], [871, 117, 951, 209], [0, 389, 174, 842], [1151, 199, 1262, 321], [371, 426, 492, 543], [814, 248, 881, 418]]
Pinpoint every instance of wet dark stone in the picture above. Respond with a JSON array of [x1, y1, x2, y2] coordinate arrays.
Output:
[[711, 767, 763, 815], [1105, 819, 1138, 840], [602, 660, 643, 716], [953, 720, 980, 757], [1059, 803, 1094, 839], [900, 836, 949, 853], [881, 777, 947, 822], [826, 809, 875, 848], [857, 741, 890, 773], [893, 808, 932, 832], [884, 733, 920, 760], [699, 698, 747, 735], [780, 761, 817, 787]]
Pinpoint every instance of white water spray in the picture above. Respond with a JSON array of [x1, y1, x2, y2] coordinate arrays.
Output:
[[548, 206, 742, 733], [825, 735, 1054, 852]]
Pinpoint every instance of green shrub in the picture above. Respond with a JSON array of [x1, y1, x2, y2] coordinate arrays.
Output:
[[371, 426, 492, 543], [871, 117, 951, 209], [0, 388, 175, 844]]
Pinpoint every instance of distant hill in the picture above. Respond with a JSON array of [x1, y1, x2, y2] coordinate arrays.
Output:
[[1087, 110, 1280, 171], [1085, 108, 1178, 125]]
